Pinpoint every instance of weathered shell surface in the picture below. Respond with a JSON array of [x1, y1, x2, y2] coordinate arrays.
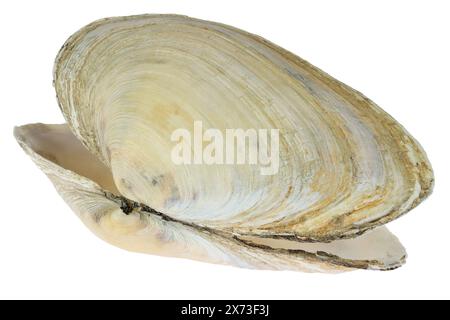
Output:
[[15, 14, 433, 271]]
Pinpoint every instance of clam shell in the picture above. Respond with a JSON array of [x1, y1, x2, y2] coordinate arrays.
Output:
[[15, 14, 433, 271], [14, 124, 406, 271]]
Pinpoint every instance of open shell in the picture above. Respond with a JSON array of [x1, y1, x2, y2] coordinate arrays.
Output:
[[15, 14, 433, 272]]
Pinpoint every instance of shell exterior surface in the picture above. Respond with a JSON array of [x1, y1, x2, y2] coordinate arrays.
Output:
[[54, 14, 433, 242], [15, 14, 433, 271]]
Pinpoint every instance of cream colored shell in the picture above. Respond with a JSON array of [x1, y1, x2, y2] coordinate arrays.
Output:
[[15, 14, 433, 272]]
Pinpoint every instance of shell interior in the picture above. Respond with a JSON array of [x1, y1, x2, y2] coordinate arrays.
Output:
[[15, 123, 407, 271]]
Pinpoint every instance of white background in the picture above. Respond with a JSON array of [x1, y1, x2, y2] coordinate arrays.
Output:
[[1, 0, 449, 300]]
